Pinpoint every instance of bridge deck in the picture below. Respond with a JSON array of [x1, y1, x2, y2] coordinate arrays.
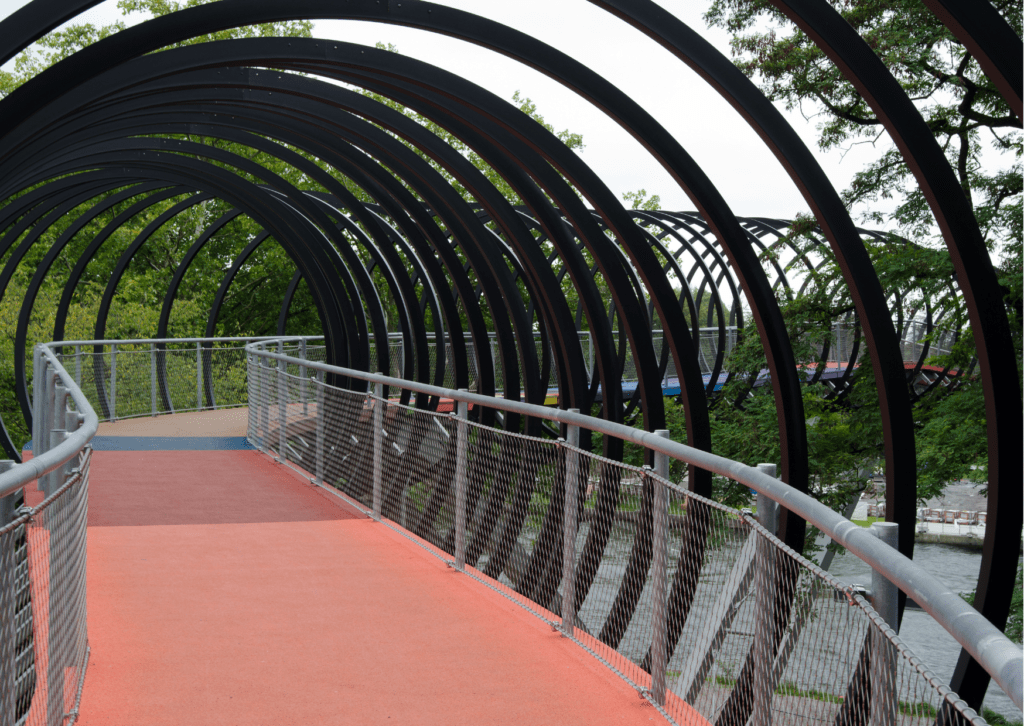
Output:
[[65, 411, 664, 725]]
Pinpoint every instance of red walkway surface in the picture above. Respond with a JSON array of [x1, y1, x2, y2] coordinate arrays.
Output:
[[75, 445, 669, 725]]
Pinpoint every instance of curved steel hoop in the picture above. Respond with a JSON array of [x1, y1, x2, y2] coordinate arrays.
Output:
[[0, 0, 1017, 710]]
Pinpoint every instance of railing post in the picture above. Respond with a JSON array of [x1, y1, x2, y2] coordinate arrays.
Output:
[[650, 429, 670, 705], [454, 391, 469, 571], [45, 383, 69, 497], [0, 459, 14, 523], [755, 463, 780, 536], [561, 409, 581, 638], [300, 338, 308, 416], [587, 332, 594, 383], [259, 352, 270, 453], [869, 522, 899, 726], [277, 341, 286, 460], [753, 462, 780, 726], [45, 393, 69, 726], [32, 346, 43, 457], [314, 371, 325, 486], [246, 353, 256, 446], [74, 344, 81, 387], [150, 343, 157, 415], [109, 343, 117, 422], [372, 378, 384, 521], [0, 459, 15, 726], [196, 341, 203, 411], [37, 367, 56, 488]]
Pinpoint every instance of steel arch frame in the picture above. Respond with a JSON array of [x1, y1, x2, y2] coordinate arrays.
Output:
[[0, 0, 1017, 709]]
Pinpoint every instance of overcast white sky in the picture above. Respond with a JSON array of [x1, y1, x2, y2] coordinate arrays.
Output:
[[0, 0, 902, 223]]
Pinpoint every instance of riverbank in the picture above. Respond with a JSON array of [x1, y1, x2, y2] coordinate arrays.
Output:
[[853, 480, 1024, 551]]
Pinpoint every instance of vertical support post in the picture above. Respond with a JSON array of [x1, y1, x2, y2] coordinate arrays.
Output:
[[453, 391, 469, 571], [314, 372, 325, 486], [372, 378, 384, 520], [109, 344, 117, 422], [247, 353, 256, 446], [259, 351, 270, 452], [277, 341, 286, 460], [869, 522, 899, 726], [74, 344, 81, 387], [45, 384, 69, 497], [45, 397, 68, 726], [755, 463, 780, 537], [32, 347, 43, 457], [753, 462, 780, 726], [300, 338, 308, 416], [869, 522, 899, 631], [561, 410, 581, 638], [588, 332, 594, 383], [650, 429, 670, 705], [150, 343, 157, 416], [0, 459, 15, 726], [196, 341, 203, 411], [252, 354, 261, 449], [37, 367, 56, 493], [0, 459, 15, 524]]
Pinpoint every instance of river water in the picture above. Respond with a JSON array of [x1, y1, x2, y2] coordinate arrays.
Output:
[[827, 542, 1022, 720]]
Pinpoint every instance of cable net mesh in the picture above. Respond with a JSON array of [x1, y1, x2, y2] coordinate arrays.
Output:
[[247, 348, 987, 726], [0, 450, 91, 726], [54, 341, 257, 421]]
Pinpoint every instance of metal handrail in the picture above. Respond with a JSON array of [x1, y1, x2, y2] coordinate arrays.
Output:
[[0, 346, 98, 499], [247, 337, 1023, 709], [50, 335, 320, 347]]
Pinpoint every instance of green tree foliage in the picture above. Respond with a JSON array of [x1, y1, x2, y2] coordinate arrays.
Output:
[[694, 1, 1022, 631], [622, 189, 662, 211], [703, 0, 1022, 362], [604, 3, 1020, 547], [0, 3, 589, 449], [696, 0, 1022, 495]]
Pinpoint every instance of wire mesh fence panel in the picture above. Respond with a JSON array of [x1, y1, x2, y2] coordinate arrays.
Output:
[[241, 344, 999, 726], [569, 452, 659, 689], [0, 450, 91, 726], [57, 342, 258, 422], [460, 419, 562, 621], [376, 396, 458, 553], [747, 525, 986, 726], [656, 484, 756, 721]]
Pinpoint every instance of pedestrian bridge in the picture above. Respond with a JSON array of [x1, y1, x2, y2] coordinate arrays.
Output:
[[1, 338, 1019, 726]]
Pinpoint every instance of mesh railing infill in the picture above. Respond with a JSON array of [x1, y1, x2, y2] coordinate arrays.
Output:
[[247, 350, 988, 726], [53, 340, 310, 422], [0, 448, 91, 726]]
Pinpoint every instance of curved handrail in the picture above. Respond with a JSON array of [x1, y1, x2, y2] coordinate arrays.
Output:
[[248, 337, 1023, 709], [50, 335, 316, 347], [0, 345, 98, 498]]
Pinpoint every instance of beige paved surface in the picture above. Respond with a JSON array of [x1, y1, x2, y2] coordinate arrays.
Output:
[[96, 407, 249, 437]]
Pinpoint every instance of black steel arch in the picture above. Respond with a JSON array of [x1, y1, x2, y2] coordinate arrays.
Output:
[[0, 0, 1017, 712]]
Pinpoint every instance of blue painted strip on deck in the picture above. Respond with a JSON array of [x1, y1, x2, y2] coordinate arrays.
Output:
[[24, 436, 253, 451]]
